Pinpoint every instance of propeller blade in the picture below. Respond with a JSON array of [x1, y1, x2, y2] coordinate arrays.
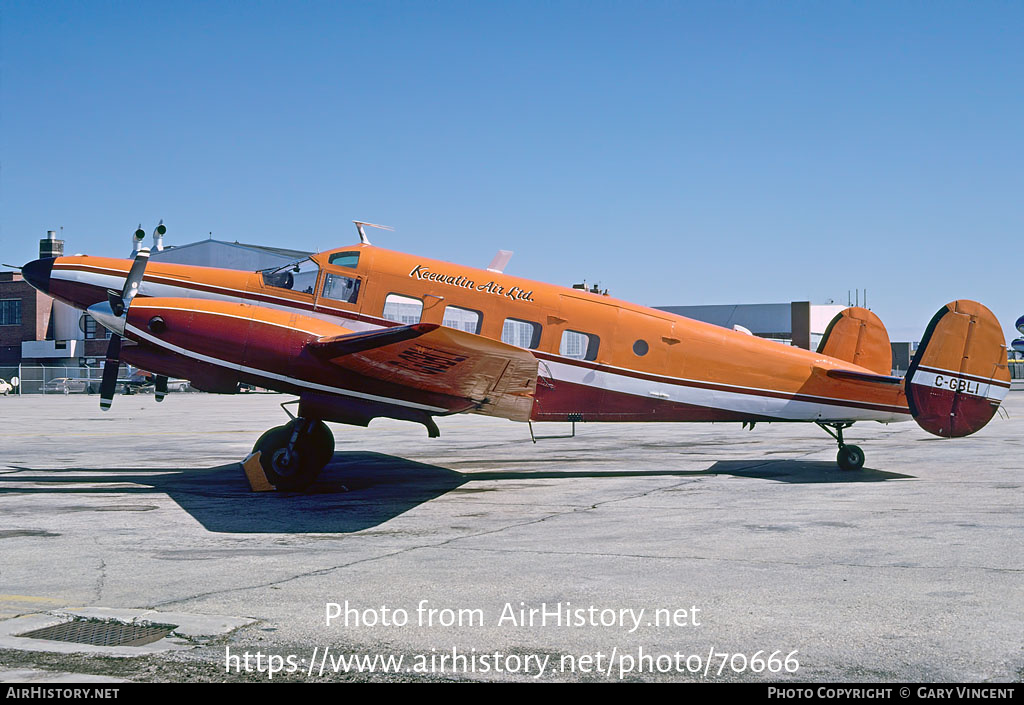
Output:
[[99, 334, 122, 411], [95, 247, 152, 411], [121, 247, 150, 310], [154, 375, 168, 402]]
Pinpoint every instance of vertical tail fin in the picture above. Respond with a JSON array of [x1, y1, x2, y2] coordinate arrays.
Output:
[[817, 306, 893, 375], [905, 300, 1010, 437]]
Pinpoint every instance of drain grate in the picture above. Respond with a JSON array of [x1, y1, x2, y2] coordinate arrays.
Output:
[[17, 619, 177, 647]]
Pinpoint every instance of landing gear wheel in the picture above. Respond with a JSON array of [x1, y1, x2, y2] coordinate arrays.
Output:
[[251, 420, 334, 491], [837, 444, 865, 471], [304, 420, 335, 470]]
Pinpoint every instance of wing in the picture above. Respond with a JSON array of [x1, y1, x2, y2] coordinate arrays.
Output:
[[308, 323, 539, 421]]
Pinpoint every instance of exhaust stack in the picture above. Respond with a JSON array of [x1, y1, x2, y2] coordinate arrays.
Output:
[[152, 220, 166, 251], [132, 225, 146, 254]]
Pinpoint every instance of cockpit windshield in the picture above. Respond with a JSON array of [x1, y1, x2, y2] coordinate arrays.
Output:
[[260, 258, 320, 294]]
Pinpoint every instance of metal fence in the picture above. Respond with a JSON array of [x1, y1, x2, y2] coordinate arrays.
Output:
[[0, 365, 141, 395]]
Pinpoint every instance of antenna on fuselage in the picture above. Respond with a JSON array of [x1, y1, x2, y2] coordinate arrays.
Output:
[[353, 220, 394, 245], [487, 250, 513, 273]]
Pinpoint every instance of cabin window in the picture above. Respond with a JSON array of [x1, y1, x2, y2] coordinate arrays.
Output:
[[633, 339, 649, 356], [560, 330, 599, 361], [443, 305, 482, 334], [322, 273, 361, 304], [383, 294, 423, 324], [502, 318, 542, 349], [328, 251, 360, 269], [261, 258, 320, 294]]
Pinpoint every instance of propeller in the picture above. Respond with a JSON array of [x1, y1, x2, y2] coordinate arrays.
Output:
[[87, 247, 151, 411], [98, 335, 123, 411]]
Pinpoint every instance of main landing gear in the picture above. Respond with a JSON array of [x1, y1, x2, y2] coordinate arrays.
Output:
[[251, 417, 335, 490], [816, 422, 865, 471]]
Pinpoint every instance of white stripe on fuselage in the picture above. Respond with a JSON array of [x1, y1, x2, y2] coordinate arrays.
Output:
[[543, 359, 908, 422], [123, 322, 449, 414]]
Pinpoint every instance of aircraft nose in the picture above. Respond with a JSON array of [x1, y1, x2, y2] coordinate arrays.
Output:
[[22, 257, 55, 295]]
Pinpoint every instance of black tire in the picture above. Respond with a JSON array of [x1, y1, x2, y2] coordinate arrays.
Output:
[[837, 444, 865, 471], [304, 420, 335, 470], [251, 420, 334, 491]]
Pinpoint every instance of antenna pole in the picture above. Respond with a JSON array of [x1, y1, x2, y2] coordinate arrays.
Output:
[[353, 220, 395, 246]]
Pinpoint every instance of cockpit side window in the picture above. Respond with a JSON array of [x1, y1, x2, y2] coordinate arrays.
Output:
[[260, 258, 320, 294], [328, 251, 360, 269], [322, 273, 361, 304]]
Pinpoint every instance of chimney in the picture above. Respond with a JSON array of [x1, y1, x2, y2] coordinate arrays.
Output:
[[39, 230, 64, 259]]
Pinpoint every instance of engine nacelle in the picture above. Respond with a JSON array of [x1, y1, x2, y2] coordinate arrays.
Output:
[[121, 297, 354, 393]]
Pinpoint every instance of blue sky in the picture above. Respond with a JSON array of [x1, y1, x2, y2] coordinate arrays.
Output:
[[2, 1, 1022, 343]]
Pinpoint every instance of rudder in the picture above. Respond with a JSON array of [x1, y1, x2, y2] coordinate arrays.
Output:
[[905, 300, 1010, 438]]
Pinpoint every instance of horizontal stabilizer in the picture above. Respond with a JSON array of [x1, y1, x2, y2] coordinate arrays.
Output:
[[825, 369, 903, 385]]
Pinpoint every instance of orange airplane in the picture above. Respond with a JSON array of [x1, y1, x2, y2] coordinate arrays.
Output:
[[21, 222, 1011, 490]]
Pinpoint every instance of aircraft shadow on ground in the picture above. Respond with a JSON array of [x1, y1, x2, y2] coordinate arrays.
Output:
[[0, 453, 914, 534]]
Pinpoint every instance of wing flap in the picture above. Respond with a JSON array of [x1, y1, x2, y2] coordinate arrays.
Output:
[[312, 324, 538, 421]]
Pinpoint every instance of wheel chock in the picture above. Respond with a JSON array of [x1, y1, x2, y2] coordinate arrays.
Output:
[[241, 451, 276, 492]]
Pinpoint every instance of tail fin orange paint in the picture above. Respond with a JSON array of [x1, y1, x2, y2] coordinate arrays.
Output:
[[905, 300, 1010, 438], [817, 307, 892, 375]]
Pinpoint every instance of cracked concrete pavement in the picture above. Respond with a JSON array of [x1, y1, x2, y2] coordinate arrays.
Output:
[[0, 392, 1021, 682]]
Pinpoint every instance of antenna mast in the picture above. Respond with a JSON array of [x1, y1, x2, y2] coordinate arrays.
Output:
[[353, 220, 394, 245]]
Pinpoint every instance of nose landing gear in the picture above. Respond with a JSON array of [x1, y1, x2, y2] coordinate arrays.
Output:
[[251, 417, 335, 490], [817, 422, 865, 471]]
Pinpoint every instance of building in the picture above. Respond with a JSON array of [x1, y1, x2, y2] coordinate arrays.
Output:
[[0, 270, 54, 365], [654, 301, 846, 351], [653, 301, 924, 373], [148, 238, 310, 271], [2, 229, 312, 369]]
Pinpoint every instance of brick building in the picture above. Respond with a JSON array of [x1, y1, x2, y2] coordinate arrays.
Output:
[[0, 271, 54, 365], [3, 229, 309, 367]]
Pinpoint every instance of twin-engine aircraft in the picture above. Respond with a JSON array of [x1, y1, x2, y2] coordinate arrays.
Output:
[[21, 223, 1011, 490]]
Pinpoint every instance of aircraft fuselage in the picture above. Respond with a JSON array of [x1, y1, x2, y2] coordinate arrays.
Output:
[[22, 243, 911, 426]]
